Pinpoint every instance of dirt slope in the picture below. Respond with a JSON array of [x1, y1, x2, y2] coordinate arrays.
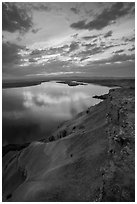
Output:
[[2, 86, 135, 202]]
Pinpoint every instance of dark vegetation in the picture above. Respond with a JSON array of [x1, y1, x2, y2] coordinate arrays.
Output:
[[2, 143, 30, 157], [57, 81, 86, 86]]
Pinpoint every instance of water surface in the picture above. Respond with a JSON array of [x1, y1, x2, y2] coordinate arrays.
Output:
[[2, 81, 111, 145]]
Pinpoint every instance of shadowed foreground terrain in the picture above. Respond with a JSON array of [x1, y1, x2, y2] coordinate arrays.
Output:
[[2, 80, 135, 202]]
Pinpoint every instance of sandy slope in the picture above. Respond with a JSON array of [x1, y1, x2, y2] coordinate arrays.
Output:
[[2, 85, 135, 202]]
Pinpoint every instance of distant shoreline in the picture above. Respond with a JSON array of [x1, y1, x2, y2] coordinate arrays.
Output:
[[2, 77, 135, 89]]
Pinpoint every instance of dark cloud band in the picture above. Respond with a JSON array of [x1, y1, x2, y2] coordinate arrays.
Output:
[[2, 2, 33, 33], [70, 2, 134, 31]]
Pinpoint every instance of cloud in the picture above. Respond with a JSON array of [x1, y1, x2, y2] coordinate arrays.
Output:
[[80, 40, 121, 59], [2, 2, 33, 33], [123, 36, 135, 42], [49, 45, 69, 54], [29, 45, 69, 58], [68, 41, 79, 53], [109, 53, 135, 63], [70, 7, 79, 14], [30, 49, 43, 56], [70, 2, 134, 30], [71, 20, 86, 30], [71, 33, 78, 39], [29, 58, 38, 62], [80, 57, 90, 62], [82, 43, 97, 49], [79, 46, 103, 58], [104, 30, 112, 38], [128, 47, 135, 51], [82, 34, 100, 40], [31, 28, 41, 34], [103, 44, 119, 50], [31, 3, 51, 12], [2, 42, 24, 65], [113, 49, 124, 54], [93, 53, 135, 65]]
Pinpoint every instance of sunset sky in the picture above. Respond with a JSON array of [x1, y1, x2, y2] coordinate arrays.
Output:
[[2, 2, 135, 79]]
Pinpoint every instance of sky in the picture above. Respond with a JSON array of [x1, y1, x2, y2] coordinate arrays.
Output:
[[2, 2, 135, 79]]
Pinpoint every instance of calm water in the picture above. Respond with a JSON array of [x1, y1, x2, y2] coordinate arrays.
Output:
[[2, 81, 111, 145]]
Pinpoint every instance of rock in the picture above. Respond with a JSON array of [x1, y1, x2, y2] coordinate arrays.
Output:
[[49, 135, 55, 141]]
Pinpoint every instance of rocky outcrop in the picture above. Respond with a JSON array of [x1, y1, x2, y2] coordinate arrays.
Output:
[[93, 93, 108, 100], [99, 88, 135, 202]]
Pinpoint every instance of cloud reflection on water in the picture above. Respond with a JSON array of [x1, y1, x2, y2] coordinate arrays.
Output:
[[2, 81, 110, 145]]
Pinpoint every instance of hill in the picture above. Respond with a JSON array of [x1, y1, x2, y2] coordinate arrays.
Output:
[[2, 81, 135, 201]]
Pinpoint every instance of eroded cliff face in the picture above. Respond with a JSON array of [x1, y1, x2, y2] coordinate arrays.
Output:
[[2, 86, 135, 202], [100, 88, 135, 202]]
